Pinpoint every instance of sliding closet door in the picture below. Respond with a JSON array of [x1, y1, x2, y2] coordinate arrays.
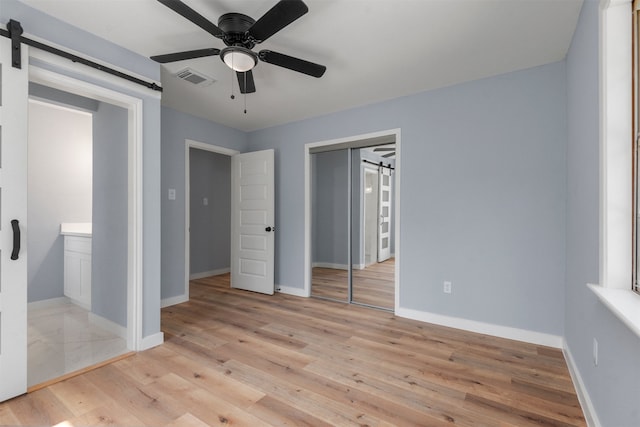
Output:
[[310, 149, 350, 302], [351, 147, 395, 310]]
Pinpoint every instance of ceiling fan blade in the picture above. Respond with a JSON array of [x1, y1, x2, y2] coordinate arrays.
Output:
[[259, 50, 326, 77], [237, 70, 256, 94], [374, 147, 395, 152], [157, 0, 223, 38], [151, 48, 220, 63], [382, 152, 395, 158], [248, 0, 308, 42]]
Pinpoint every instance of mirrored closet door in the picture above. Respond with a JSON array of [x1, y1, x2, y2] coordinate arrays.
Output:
[[310, 144, 396, 310], [310, 149, 350, 302]]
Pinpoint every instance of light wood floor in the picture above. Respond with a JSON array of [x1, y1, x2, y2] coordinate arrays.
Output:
[[0, 274, 586, 426], [312, 258, 395, 309]]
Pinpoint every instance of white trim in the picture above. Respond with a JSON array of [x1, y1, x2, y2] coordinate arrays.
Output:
[[184, 140, 240, 303], [563, 341, 602, 427], [140, 332, 164, 351], [588, 283, 640, 338], [304, 128, 401, 305], [396, 307, 563, 348], [185, 139, 239, 156], [88, 313, 127, 340], [598, 0, 633, 289], [29, 62, 145, 351], [276, 285, 308, 297], [591, 0, 640, 344], [189, 267, 230, 280], [27, 297, 70, 311], [161, 294, 189, 308]]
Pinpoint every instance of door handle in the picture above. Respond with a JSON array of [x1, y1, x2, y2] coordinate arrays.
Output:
[[11, 219, 20, 260], [265, 226, 274, 232]]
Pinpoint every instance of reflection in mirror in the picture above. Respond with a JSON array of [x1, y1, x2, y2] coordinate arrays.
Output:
[[310, 149, 350, 302], [351, 146, 395, 310]]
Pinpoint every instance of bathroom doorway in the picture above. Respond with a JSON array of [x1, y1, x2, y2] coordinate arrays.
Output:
[[26, 84, 130, 388]]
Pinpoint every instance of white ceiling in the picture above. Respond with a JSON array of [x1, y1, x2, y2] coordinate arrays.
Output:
[[19, 0, 583, 132]]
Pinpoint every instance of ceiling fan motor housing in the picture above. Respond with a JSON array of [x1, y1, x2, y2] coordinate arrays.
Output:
[[218, 13, 256, 48]]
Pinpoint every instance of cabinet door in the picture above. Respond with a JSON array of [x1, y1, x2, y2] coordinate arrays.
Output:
[[64, 252, 83, 301], [64, 251, 91, 308]]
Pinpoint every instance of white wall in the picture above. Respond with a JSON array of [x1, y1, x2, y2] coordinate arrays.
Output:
[[27, 100, 92, 302]]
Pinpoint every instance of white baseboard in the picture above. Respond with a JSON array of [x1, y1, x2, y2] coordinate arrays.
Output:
[[395, 307, 563, 348], [312, 262, 349, 270], [277, 285, 309, 297], [140, 332, 164, 351], [88, 312, 127, 339], [161, 293, 189, 308], [28, 296, 70, 311], [563, 341, 601, 427], [189, 267, 230, 280]]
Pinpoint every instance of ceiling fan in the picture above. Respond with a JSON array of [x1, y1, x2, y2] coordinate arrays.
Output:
[[151, 0, 327, 95], [374, 146, 396, 158]]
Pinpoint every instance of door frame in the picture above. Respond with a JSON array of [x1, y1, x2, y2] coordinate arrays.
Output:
[[29, 61, 146, 351], [183, 140, 239, 302], [304, 128, 401, 311]]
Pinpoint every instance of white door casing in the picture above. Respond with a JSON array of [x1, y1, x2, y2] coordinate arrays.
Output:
[[378, 167, 392, 262], [231, 149, 275, 295], [0, 37, 29, 402]]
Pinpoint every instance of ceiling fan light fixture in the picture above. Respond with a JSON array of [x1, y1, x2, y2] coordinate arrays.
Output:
[[221, 47, 257, 72]]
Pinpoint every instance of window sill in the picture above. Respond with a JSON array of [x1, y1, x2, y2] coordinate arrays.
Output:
[[588, 283, 640, 339]]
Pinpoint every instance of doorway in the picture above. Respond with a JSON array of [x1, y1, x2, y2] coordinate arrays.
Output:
[[26, 84, 133, 387], [305, 129, 400, 311], [183, 140, 238, 301], [0, 40, 145, 403]]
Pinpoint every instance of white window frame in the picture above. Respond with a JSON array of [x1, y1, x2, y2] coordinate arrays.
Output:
[[589, 0, 640, 338]]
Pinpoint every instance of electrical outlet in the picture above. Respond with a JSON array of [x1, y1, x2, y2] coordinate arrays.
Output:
[[593, 338, 598, 366], [443, 281, 452, 294], [168, 188, 176, 200], [203, 197, 209, 206]]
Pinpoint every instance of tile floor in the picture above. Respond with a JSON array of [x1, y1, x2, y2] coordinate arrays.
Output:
[[28, 299, 128, 387]]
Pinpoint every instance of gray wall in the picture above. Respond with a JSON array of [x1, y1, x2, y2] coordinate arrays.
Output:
[[312, 149, 349, 266], [161, 106, 247, 300], [27, 100, 93, 303], [29, 82, 100, 113], [92, 102, 128, 327], [565, 1, 640, 425], [2, 0, 163, 338], [249, 60, 567, 336], [189, 148, 231, 275]]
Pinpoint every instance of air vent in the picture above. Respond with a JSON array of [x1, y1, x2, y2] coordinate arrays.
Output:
[[174, 68, 215, 87]]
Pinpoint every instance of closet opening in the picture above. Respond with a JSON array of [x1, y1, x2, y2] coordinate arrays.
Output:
[[305, 129, 400, 311]]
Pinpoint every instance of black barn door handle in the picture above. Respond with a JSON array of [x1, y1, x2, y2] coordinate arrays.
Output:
[[11, 219, 20, 260]]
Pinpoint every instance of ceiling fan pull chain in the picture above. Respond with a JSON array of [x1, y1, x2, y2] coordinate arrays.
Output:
[[244, 72, 248, 114], [230, 66, 235, 100]]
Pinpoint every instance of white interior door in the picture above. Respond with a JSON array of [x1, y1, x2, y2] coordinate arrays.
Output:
[[0, 37, 29, 402], [377, 167, 392, 262], [231, 149, 275, 295]]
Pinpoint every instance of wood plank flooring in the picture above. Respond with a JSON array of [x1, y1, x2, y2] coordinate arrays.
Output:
[[0, 273, 586, 426], [312, 258, 395, 309]]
